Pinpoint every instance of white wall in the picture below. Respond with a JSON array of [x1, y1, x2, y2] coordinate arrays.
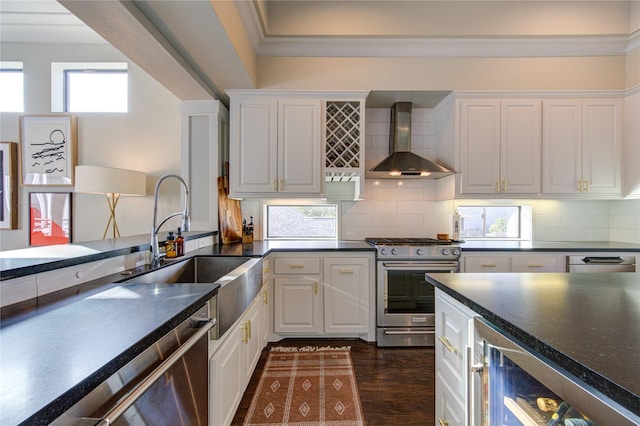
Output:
[[0, 42, 184, 250]]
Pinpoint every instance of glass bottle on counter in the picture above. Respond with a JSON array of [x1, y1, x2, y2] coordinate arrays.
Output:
[[165, 231, 177, 258], [176, 227, 184, 257]]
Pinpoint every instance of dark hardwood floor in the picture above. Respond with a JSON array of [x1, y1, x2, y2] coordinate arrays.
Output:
[[231, 339, 436, 425]]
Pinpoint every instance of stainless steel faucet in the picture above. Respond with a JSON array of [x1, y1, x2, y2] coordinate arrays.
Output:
[[150, 174, 190, 267]]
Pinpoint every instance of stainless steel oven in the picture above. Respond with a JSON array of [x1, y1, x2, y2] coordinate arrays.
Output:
[[367, 238, 461, 347]]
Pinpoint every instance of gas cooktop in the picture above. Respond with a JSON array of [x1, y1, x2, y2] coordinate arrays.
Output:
[[365, 237, 459, 246]]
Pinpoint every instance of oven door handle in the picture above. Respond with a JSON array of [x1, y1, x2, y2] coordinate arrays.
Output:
[[384, 330, 435, 335]]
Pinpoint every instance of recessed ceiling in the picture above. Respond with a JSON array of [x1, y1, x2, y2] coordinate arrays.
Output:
[[0, 0, 106, 44]]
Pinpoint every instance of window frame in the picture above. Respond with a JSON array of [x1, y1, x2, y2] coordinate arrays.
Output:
[[0, 62, 24, 112], [263, 202, 339, 241], [63, 68, 128, 113], [456, 203, 532, 241], [51, 62, 128, 113]]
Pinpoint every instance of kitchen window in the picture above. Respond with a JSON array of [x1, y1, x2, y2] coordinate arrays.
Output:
[[457, 205, 531, 240], [51, 62, 128, 112], [0, 62, 23, 112], [265, 204, 337, 240]]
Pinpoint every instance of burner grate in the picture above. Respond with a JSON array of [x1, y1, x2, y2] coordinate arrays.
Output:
[[365, 237, 454, 246]]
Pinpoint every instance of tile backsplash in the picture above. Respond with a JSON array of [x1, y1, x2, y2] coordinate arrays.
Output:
[[242, 107, 640, 244]]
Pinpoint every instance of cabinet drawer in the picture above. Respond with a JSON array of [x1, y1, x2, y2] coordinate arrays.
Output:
[[464, 257, 510, 272], [0, 275, 37, 307], [511, 256, 562, 272], [274, 257, 320, 274]]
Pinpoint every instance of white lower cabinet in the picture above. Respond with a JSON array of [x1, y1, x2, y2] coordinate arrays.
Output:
[[435, 289, 479, 426], [323, 257, 369, 334], [210, 291, 266, 426], [272, 252, 374, 339], [274, 276, 323, 333]]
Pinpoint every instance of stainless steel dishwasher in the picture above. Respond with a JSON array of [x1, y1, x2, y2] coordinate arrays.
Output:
[[567, 255, 636, 272], [51, 304, 215, 426]]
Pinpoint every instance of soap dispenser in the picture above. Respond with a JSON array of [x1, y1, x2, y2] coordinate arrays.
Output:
[[165, 231, 177, 258], [176, 227, 185, 257]]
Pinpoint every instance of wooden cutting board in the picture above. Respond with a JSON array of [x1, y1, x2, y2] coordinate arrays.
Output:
[[218, 175, 242, 244]]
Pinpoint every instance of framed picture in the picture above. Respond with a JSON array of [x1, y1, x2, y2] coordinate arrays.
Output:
[[29, 192, 72, 246], [20, 115, 77, 186], [1, 142, 18, 229]]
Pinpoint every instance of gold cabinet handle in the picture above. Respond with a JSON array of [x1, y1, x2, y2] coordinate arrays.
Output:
[[437, 335, 458, 354], [279, 179, 284, 191], [502, 179, 507, 192], [314, 281, 318, 294], [263, 289, 268, 304], [578, 179, 583, 192], [496, 180, 501, 192], [339, 269, 354, 274], [289, 264, 304, 269], [247, 319, 252, 339], [480, 263, 497, 267], [264, 267, 271, 273], [241, 322, 249, 343], [272, 179, 278, 191], [528, 263, 544, 268], [438, 419, 449, 426], [583, 179, 590, 192]]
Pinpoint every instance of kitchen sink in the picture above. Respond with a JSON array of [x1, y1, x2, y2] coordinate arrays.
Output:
[[123, 256, 253, 285], [123, 256, 263, 338]]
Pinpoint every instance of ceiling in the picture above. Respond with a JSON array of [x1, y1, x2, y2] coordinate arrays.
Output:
[[1, 0, 636, 107]]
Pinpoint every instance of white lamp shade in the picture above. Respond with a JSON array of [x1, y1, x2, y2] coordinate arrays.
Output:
[[75, 165, 146, 196]]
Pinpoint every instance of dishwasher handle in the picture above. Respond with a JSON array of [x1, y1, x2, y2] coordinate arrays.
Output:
[[581, 256, 624, 264], [95, 318, 216, 426]]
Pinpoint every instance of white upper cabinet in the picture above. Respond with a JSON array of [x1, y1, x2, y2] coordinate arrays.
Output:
[[229, 93, 322, 198], [542, 98, 622, 196], [278, 98, 322, 194], [459, 99, 541, 195]]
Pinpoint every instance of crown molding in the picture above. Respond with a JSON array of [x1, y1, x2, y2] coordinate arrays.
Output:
[[257, 35, 632, 58]]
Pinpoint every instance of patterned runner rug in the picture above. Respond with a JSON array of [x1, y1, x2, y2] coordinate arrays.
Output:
[[243, 346, 365, 425]]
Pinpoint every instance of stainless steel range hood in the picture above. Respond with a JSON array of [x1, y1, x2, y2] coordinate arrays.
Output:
[[368, 102, 454, 179]]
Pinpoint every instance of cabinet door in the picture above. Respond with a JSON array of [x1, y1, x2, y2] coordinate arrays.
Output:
[[243, 299, 263, 383], [542, 100, 583, 194], [581, 99, 621, 195], [501, 100, 541, 194], [323, 257, 369, 334], [278, 98, 322, 194], [459, 100, 501, 194], [435, 375, 467, 426], [261, 280, 271, 347], [231, 97, 278, 194], [274, 276, 322, 333], [436, 292, 473, 399], [211, 324, 244, 426]]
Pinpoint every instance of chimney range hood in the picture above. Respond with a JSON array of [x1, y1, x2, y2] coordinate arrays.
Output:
[[368, 102, 454, 179]]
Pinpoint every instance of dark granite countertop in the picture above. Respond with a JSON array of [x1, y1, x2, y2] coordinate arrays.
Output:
[[191, 240, 375, 257], [0, 236, 374, 281], [0, 231, 217, 281], [460, 240, 640, 252], [0, 282, 219, 426], [425, 272, 640, 418]]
